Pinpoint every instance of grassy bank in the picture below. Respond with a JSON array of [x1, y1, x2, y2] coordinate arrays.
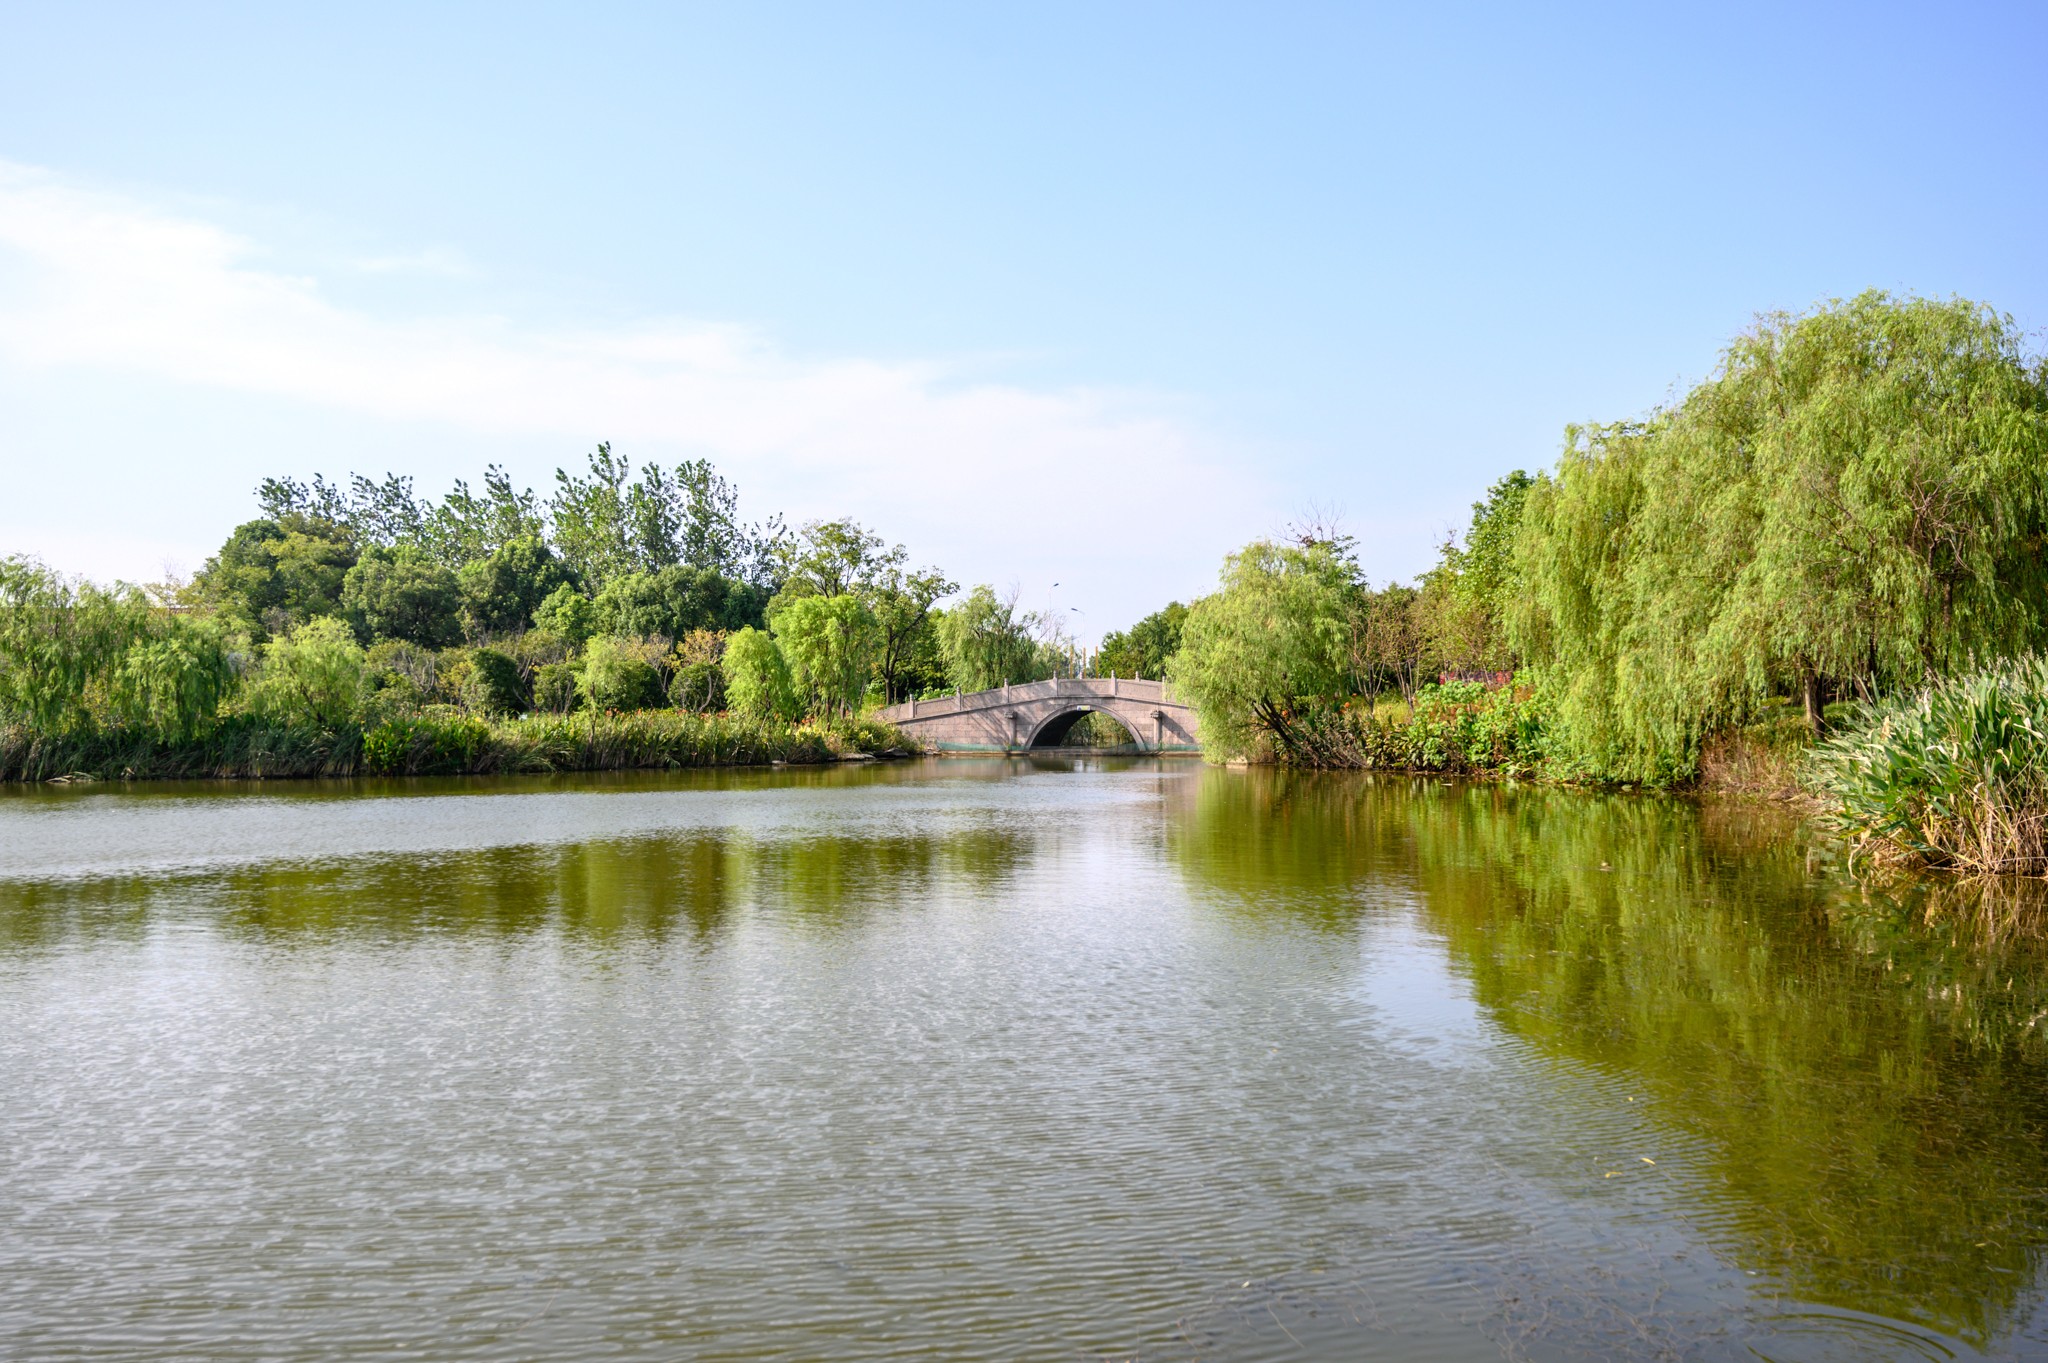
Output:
[[0, 709, 908, 782]]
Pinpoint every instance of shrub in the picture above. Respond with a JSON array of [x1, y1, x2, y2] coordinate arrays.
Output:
[[464, 647, 526, 716], [669, 660, 725, 712], [1804, 655, 2048, 876], [532, 662, 578, 714], [247, 618, 365, 727], [578, 636, 664, 711], [362, 711, 493, 775]]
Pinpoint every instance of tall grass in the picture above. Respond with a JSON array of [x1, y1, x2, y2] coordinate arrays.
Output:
[[1804, 655, 2048, 876], [0, 710, 908, 782]]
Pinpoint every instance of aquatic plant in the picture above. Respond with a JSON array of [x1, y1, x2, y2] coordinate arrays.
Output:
[[1804, 654, 2048, 875]]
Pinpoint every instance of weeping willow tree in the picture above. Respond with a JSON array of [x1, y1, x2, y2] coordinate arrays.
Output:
[[1511, 292, 2048, 783]]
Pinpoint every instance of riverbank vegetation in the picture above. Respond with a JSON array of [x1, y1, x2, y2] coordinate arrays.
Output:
[[0, 448, 1096, 780], [1164, 292, 2048, 871]]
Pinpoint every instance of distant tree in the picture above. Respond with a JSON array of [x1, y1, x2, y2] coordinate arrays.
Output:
[[934, 585, 1042, 692], [1097, 602, 1189, 679], [340, 547, 463, 647], [192, 517, 358, 638], [577, 635, 665, 711], [458, 535, 574, 639], [532, 583, 598, 645], [1169, 540, 1360, 760], [248, 618, 366, 727], [771, 593, 880, 717], [591, 565, 769, 640], [721, 626, 797, 722], [0, 557, 237, 738], [462, 648, 527, 716], [870, 565, 956, 703], [1421, 470, 1532, 672], [426, 465, 547, 565]]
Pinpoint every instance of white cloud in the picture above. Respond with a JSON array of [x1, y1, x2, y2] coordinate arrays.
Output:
[[0, 160, 1271, 626]]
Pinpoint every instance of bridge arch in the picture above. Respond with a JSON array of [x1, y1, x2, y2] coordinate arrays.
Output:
[[1025, 704, 1141, 749]]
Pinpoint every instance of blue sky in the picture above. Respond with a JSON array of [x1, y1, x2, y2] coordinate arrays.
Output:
[[1, 2, 2043, 633]]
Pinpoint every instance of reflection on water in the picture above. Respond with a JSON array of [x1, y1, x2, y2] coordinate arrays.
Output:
[[2, 758, 2045, 1360]]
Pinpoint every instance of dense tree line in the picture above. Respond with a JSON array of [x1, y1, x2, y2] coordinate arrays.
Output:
[[1169, 292, 2048, 785], [0, 445, 1109, 756]]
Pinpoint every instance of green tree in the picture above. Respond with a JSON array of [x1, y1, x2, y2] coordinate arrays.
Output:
[[192, 517, 357, 638], [249, 618, 366, 727], [1097, 601, 1188, 679], [340, 547, 463, 647], [532, 583, 598, 645], [870, 565, 956, 703], [577, 635, 664, 711], [1512, 292, 2048, 780], [934, 585, 1041, 692], [107, 616, 238, 740], [1169, 540, 1360, 760], [457, 535, 572, 638], [771, 593, 880, 717], [591, 565, 769, 640], [1422, 470, 1532, 671], [721, 626, 797, 721]]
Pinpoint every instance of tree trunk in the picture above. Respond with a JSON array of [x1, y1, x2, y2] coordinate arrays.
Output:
[[1801, 665, 1826, 738]]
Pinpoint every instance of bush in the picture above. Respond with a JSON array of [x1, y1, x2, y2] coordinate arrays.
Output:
[[1804, 655, 2048, 876], [362, 712, 493, 775], [247, 618, 365, 727], [532, 662, 578, 714], [464, 647, 526, 716], [578, 636, 664, 711], [669, 660, 725, 712]]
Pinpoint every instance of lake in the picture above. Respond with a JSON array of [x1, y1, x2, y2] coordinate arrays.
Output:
[[2, 758, 2044, 1361]]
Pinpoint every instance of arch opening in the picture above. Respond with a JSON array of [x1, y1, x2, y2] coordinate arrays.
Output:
[[1029, 706, 1141, 750]]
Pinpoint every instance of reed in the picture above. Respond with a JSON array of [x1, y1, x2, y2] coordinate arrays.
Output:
[[0, 709, 908, 782], [1804, 655, 2048, 876]]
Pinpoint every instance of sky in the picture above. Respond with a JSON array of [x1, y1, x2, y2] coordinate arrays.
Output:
[[1, 2, 2043, 635]]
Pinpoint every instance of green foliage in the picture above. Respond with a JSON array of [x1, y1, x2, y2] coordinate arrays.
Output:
[[532, 662, 579, 714], [548, 443, 782, 590], [577, 635, 665, 712], [668, 661, 725, 713], [721, 626, 798, 722], [192, 516, 357, 638], [532, 583, 597, 645], [1169, 540, 1360, 760], [934, 585, 1042, 692], [0, 558, 238, 739], [457, 535, 572, 638], [771, 593, 879, 717], [1097, 601, 1187, 679], [869, 564, 955, 703], [1805, 654, 2048, 875], [362, 711, 493, 775], [248, 618, 366, 728], [105, 616, 238, 741], [340, 546, 463, 647], [591, 564, 768, 639], [463, 648, 526, 716], [1513, 293, 2048, 782], [1422, 470, 1532, 670]]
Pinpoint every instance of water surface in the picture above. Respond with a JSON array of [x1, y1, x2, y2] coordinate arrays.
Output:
[[3, 759, 2045, 1360]]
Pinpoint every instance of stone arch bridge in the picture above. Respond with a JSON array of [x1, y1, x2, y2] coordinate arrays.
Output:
[[874, 677, 1200, 753]]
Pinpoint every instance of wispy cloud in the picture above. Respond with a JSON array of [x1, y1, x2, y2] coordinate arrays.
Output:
[[350, 246, 477, 278], [0, 160, 1266, 614]]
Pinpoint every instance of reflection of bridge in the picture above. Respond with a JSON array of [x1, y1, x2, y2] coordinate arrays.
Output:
[[875, 677, 1201, 753]]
